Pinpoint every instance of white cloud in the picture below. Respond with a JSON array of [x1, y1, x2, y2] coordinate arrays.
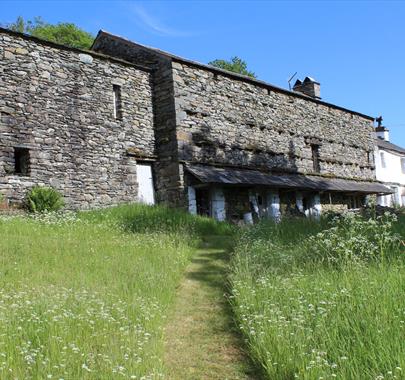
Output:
[[127, 3, 194, 37]]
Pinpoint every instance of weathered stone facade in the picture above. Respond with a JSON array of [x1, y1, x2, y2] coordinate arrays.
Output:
[[172, 61, 375, 180], [92, 31, 385, 220], [0, 29, 154, 209], [1, 28, 389, 219]]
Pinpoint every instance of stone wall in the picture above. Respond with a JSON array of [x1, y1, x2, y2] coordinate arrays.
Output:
[[0, 30, 154, 209], [92, 33, 185, 207], [172, 61, 376, 181]]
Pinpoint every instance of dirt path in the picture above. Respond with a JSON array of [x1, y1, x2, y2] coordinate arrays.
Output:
[[163, 237, 258, 379]]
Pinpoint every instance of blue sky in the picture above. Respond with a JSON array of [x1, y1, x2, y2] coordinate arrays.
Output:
[[2, 0, 405, 146]]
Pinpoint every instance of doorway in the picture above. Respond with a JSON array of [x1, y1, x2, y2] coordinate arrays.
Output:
[[136, 163, 155, 205]]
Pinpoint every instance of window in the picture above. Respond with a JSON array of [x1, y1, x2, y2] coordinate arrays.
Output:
[[367, 151, 372, 165], [380, 151, 386, 168], [401, 157, 405, 174], [311, 144, 320, 173], [113, 84, 122, 120], [392, 187, 400, 206], [14, 147, 30, 175]]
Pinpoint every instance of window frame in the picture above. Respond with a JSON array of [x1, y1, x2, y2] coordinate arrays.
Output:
[[112, 84, 123, 120], [380, 151, 386, 168]]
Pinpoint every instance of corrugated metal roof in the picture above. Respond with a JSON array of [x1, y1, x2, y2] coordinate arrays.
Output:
[[376, 139, 405, 155], [186, 165, 392, 194]]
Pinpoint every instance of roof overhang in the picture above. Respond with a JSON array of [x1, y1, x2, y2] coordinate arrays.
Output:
[[185, 165, 393, 194]]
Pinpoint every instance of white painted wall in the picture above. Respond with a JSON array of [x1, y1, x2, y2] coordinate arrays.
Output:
[[188, 186, 197, 215], [375, 144, 405, 207], [211, 187, 226, 221], [266, 191, 281, 221]]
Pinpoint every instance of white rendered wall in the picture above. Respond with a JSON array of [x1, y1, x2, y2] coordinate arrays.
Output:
[[375, 147, 405, 206], [211, 187, 226, 221], [266, 191, 281, 221], [188, 186, 197, 215]]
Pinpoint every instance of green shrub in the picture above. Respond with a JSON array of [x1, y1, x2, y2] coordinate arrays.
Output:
[[25, 186, 65, 213], [0, 193, 4, 203]]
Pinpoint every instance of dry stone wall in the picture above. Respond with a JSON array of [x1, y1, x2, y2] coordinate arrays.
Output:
[[172, 61, 376, 181], [0, 31, 154, 209]]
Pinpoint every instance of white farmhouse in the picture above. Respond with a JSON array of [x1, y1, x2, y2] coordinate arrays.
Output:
[[374, 121, 405, 207]]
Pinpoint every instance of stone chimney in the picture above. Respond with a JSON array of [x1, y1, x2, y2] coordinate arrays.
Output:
[[293, 76, 321, 99], [375, 116, 389, 141]]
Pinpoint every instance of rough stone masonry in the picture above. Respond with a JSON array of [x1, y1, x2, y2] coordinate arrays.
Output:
[[92, 30, 389, 220], [0, 28, 390, 219], [0, 28, 154, 209]]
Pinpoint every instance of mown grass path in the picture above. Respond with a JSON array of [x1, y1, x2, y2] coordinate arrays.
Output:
[[163, 236, 258, 379]]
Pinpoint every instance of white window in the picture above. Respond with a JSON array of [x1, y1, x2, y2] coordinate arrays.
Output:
[[380, 152, 386, 168], [401, 157, 405, 174]]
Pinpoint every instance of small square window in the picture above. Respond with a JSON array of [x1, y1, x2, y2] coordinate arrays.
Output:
[[14, 147, 30, 176]]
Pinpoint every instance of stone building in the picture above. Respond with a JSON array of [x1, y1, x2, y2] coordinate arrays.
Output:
[[0, 27, 391, 220], [92, 30, 390, 221], [0, 28, 155, 209]]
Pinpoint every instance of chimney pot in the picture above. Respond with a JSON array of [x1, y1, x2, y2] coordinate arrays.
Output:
[[293, 76, 321, 99]]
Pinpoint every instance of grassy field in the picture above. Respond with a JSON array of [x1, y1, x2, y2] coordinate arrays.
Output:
[[230, 213, 405, 379], [0, 204, 231, 379]]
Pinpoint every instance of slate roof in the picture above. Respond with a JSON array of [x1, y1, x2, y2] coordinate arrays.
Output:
[[186, 165, 392, 194], [376, 139, 405, 155], [92, 30, 374, 121]]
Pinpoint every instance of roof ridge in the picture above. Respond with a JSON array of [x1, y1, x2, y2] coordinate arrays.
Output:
[[93, 30, 374, 121]]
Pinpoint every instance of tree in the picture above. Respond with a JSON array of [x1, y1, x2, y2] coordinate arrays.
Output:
[[4, 16, 94, 50], [208, 56, 256, 78]]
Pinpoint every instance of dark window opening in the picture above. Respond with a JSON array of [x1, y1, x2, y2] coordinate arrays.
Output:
[[311, 144, 320, 173], [14, 147, 30, 175], [195, 188, 211, 217], [113, 84, 122, 120]]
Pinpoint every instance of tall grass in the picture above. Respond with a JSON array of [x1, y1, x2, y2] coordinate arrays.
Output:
[[0, 204, 231, 379], [230, 214, 405, 379]]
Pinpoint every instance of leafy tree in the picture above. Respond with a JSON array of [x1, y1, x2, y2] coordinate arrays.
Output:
[[208, 56, 256, 78], [4, 16, 94, 49]]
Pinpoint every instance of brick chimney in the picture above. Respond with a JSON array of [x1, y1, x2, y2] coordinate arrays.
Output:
[[293, 76, 321, 99], [375, 116, 389, 141]]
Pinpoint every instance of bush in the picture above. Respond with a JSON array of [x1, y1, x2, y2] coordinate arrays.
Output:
[[25, 186, 65, 213]]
